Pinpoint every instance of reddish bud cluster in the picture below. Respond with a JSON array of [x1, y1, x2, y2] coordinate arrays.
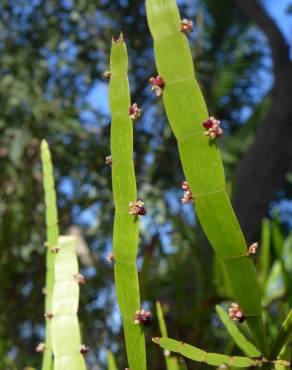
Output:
[[103, 70, 112, 79], [129, 103, 141, 120], [80, 344, 91, 355], [134, 309, 152, 326], [149, 76, 165, 97], [228, 303, 245, 323], [181, 181, 194, 204], [44, 313, 53, 320], [129, 200, 147, 216], [36, 342, 46, 353], [203, 117, 223, 139], [180, 19, 193, 33], [105, 155, 112, 166], [248, 242, 258, 255], [106, 252, 115, 263], [74, 273, 86, 285], [50, 246, 60, 254]]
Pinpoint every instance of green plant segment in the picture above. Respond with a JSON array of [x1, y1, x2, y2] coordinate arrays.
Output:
[[216, 305, 260, 357], [107, 351, 118, 370], [146, 0, 267, 356], [109, 35, 146, 370], [156, 301, 180, 370], [270, 309, 292, 359], [41, 140, 59, 370], [259, 218, 271, 290], [153, 337, 290, 368], [51, 235, 86, 370]]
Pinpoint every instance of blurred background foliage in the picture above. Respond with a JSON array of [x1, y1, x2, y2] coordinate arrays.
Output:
[[0, 0, 291, 369]]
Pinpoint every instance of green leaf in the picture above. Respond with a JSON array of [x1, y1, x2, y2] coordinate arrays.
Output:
[[51, 236, 86, 370], [109, 35, 146, 370], [107, 351, 118, 370], [146, 0, 268, 355], [41, 140, 59, 370], [216, 305, 260, 357]]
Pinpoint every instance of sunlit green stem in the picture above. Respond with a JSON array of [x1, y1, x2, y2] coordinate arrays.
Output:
[[109, 34, 146, 370], [41, 140, 59, 370], [51, 236, 86, 370]]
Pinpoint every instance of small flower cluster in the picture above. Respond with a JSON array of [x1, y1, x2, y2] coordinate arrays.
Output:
[[50, 246, 60, 254], [181, 181, 194, 204], [80, 344, 91, 355], [74, 273, 86, 285], [134, 309, 152, 326], [129, 103, 141, 120], [149, 76, 165, 97], [106, 252, 115, 263], [36, 342, 46, 353], [248, 242, 258, 255], [105, 155, 112, 166], [229, 303, 245, 323], [103, 70, 112, 79], [203, 117, 223, 140], [180, 19, 193, 33], [44, 312, 53, 320], [129, 200, 147, 216]]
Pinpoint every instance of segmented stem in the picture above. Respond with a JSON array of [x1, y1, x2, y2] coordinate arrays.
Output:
[[51, 236, 86, 370], [109, 34, 146, 370], [41, 140, 59, 370], [146, 0, 268, 356], [153, 337, 290, 368]]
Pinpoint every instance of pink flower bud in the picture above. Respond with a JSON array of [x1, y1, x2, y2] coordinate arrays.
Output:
[[203, 117, 223, 140], [80, 344, 91, 355], [181, 181, 194, 204], [228, 303, 245, 323], [129, 103, 141, 120], [134, 309, 152, 326], [128, 200, 147, 216], [180, 19, 193, 33], [149, 76, 165, 96], [248, 242, 258, 255]]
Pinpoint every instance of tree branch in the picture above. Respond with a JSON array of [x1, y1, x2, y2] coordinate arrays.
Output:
[[232, 0, 292, 241], [234, 0, 291, 73]]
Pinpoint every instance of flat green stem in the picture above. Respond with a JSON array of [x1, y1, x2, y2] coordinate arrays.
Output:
[[107, 351, 118, 370], [216, 305, 260, 357], [51, 236, 86, 370], [146, 0, 268, 356], [109, 35, 146, 370], [41, 140, 59, 370], [270, 309, 292, 359], [156, 301, 180, 370], [153, 337, 290, 368]]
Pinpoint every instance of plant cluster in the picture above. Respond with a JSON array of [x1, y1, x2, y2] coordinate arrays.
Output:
[[33, 1, 291, 369]]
